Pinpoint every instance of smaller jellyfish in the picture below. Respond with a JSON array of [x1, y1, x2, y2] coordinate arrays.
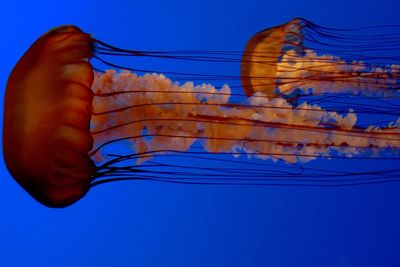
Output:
[[241, 18, 400, 100]]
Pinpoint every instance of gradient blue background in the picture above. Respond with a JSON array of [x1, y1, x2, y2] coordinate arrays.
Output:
[[1, 1, 400, 266]]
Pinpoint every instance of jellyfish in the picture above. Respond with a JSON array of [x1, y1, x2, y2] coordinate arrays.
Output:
[[3, 18, 400, 208], [3, 26, 95, 207]]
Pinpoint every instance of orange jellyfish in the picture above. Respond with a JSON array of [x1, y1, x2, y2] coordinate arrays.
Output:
[[3, 26, 95, 207], [3, 18, 400, 208]]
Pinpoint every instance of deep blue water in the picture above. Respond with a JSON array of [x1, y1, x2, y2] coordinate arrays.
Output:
[[1, 1, 400, 266]]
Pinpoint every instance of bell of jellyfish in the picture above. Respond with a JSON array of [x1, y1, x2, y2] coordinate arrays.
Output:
[[3, 26, 95, 207], [3, 18, 400, 208], [241, 18, 306, 97]]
